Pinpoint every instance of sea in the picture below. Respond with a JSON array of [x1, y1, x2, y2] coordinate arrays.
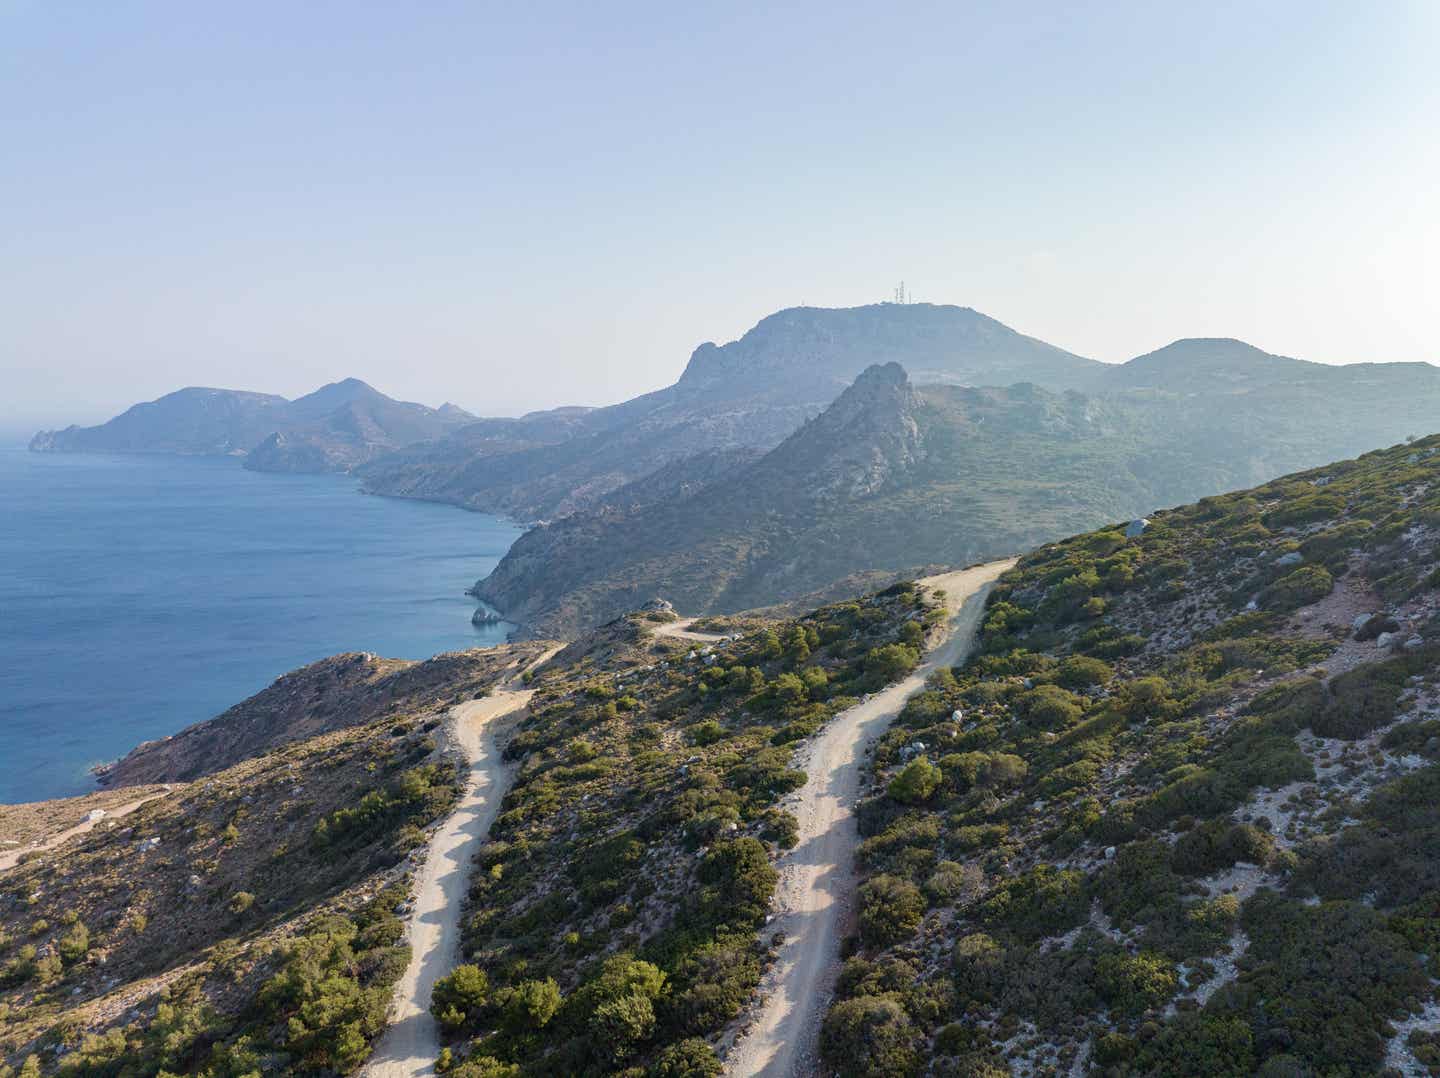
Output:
[[0, 446, 524, 804]]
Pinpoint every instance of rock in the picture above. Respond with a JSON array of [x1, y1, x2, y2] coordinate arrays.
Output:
[[1377, 632, 1399, 649], [84, 809, 107, 823], [1126, 519, 1149, 539], [1405, 636, 1425, 650], [1353, 613, 1373, 630], [1104, 846, 1117, 860], [1275, 551, 1303, 567]]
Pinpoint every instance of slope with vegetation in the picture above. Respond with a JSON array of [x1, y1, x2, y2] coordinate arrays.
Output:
[[476, 345, 1440, 641], [1, 574, 952, 1076], [824, 434, 1440, 1077]]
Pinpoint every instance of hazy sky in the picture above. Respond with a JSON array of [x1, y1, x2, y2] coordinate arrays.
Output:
[[3, 1, 1438, 434]]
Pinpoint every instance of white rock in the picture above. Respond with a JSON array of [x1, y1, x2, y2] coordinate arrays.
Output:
[[1377, 632, 1399, 649], [1125, 519, 1149, 539], [1275, 551, 1303, 567], [1405, 636, 1425, 650], [1104, 846, 1117, 860], [1353, 613, 1373, 630]]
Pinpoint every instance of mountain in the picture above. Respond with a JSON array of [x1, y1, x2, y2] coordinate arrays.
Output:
[[826, 432, 1440, 1077], [473, 342, 1440, 638], [29, 378, 475, 473], [357, 304, 1104, 521], [28, 387, 291, 457]]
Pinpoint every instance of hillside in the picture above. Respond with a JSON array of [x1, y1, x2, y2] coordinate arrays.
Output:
[[357, 304, 1104, 521], [0, 580, 941, 1076], [30, 379, 473, 474], [472, 350, 1440, 639], [825, 433, 1440, 1076]]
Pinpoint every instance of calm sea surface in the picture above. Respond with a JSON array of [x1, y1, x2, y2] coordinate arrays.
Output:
[[0, 446, 523, 803]]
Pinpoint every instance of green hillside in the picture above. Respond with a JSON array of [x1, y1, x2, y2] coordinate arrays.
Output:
[[829, 434, 1440, 1076]]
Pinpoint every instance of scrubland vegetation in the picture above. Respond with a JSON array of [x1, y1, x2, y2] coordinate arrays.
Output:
[[826, 434, 1440, 1076], [433, 584, 935, 1075]]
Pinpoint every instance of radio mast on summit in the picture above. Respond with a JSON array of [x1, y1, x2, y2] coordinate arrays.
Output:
[[893, 281, 909, 304]]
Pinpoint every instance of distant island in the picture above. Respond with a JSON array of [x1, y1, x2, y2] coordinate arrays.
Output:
[[30, 377, 476, 474]]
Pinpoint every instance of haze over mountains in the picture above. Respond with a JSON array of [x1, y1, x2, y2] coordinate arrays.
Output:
[[29, 377, 475, 472], [31, 303, 1440, 636]]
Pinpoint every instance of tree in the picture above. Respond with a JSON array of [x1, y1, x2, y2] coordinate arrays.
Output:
[[589, 993, 657, 1061], [499, 977, 561, 1032], [430, 965, 489, 1029]]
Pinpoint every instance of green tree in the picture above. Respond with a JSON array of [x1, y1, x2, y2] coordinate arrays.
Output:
[[430, 964, 489, 1029]]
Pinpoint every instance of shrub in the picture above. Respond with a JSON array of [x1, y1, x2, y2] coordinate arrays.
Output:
[[696, 838, 777, 931], [888, 757, 942, 804], [648, 1038, 723, 1077], [589, 993, 657, 1061], [1093, 950, 1178, 1015], [859, 875, 926, 946], [1260, 566, 1333, 612], [228, 891, 256, 915], [820, 996, 921, 1078], [1057, 655, 1114, 688]]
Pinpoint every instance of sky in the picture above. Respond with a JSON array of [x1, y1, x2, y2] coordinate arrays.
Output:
[[2, 1, 1438, 435]]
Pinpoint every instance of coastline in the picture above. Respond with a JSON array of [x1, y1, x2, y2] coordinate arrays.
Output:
[[0, 448, 524, 805]]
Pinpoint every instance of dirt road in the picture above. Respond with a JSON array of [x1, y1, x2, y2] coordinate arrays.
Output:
[[724, 561, 1015, 1078], [365, 649, 557, 1078], [0, 792, 168, 874], [653, 617, 730, 643]]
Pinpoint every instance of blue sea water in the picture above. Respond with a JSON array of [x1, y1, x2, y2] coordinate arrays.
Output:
[[0, 446, 524, 804]]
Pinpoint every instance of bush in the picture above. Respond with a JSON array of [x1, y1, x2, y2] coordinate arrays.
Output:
[[1057, 655, 1114, 688], [1093, 950, 1178, 1015], [859, 875, 926, 946], [696, 838, 777, 932], [648, 1038, 723, 1077], [1260, 566, 1333, 612], [820, 995, 921, 1078], [888, 757, 942, 804]]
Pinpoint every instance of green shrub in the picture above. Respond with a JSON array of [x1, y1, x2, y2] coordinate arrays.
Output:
[[1093, 950, 1177, 1015], [888, 757, 942, 804], [1057, 655, 1114, 688], [859, 875, 926, 947], [1260, 565, 1333, 612], [820, 996, 920, 1078]]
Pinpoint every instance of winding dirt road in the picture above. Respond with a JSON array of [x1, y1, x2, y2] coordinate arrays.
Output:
[[365, 648, 558, 1078], [725, 561, 1015, 1078]]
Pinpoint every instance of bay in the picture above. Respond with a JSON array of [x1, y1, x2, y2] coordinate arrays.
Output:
[[0, 446, 523, 803]]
